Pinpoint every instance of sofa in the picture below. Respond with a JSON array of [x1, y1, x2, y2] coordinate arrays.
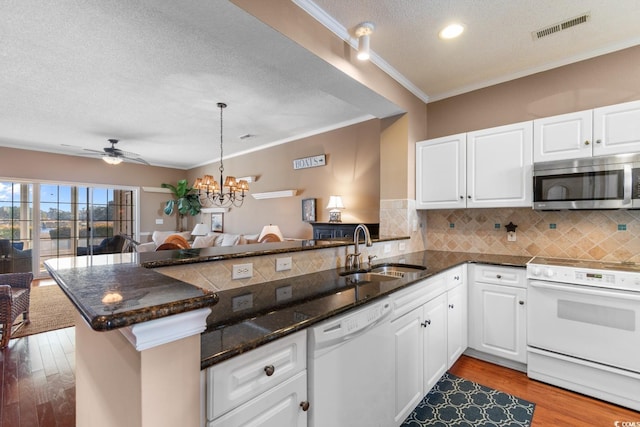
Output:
[[136, 230, 268, 252], [76, 235, 126, 256]]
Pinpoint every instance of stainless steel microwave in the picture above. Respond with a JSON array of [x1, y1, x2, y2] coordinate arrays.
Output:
[[533, 153, 640, 210]]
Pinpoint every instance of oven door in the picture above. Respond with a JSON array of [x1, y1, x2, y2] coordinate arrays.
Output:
[[528, 280, 640, 373]]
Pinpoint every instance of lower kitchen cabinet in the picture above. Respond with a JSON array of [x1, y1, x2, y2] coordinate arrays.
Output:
[[390, 266, 467, 425], [204, 330, 308, 427], [209, 372, 307, 427], [468, 264, 527, 364]]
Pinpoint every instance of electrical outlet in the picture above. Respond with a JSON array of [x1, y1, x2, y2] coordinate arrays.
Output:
[[276, 257, 292, 272], [232, 263, 253, 279], [507, 231, 517, 242], [276, 285, 292, 301], [232, 294, 253, 311], [155, 218, 163, 225]]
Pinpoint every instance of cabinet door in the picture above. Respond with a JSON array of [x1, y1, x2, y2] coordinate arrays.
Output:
[[447, 282, 467, 368], [209, 372, 307, 427], [422, 293, 447, 393], [533, 110, 593, 162], [593, 100, 640, 156], [470, 282, 526, 363], [416, 134, 466, 209], [467, 121, 533, 208], [391, 307, 424, 424]]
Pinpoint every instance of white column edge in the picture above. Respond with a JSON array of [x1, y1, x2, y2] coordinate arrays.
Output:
[[120, 308, 211, 351]]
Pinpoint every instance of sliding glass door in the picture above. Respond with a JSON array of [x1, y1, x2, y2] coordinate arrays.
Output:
[[1, 180, 137, 277]]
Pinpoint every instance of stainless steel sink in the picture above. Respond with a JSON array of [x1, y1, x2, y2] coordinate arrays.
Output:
[[370, 263, 427, 276], [342, 272, 400, 284]]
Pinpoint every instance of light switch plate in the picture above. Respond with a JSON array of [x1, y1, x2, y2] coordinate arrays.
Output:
[[232, 263, 253, 279]]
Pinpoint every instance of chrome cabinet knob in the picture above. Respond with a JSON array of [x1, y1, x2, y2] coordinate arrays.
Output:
[[519, 300, 525, 305], [496, 274, 502, 279], [584, 140, 590, 145], [596, 139, 602, 144], [421, 320, 431, 327], [300, 401, 310, 411], [449, 304, 454, 309], [264, 365, 275, 376]]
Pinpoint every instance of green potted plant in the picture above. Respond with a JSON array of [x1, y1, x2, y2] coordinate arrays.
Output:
[[161, 179, 201, 232]]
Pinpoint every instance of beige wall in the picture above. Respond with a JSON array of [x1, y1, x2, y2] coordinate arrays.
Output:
[[187, 119, 381, 239], [232, 0, 427, 201], [426, 44, 640, 138], [0, 147, 186, 234]]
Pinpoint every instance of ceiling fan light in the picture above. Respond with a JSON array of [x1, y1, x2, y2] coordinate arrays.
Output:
[[102, 155, 123, 165], [439, 23, 464, 40]]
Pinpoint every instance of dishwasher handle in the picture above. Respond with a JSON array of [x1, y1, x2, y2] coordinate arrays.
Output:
[[310, 299, 392, 351]]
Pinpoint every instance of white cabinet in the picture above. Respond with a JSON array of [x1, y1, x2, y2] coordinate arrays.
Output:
[[466, 121, 533, 208], [446, 271, 467, 368], [534, 100, 640, 163], [209, 372, 307, 427], [205, 330, 308, 427], [593, 100, 640, 156], [416, 133, 466, 209], [534, 110, 592, 162], [417, 122, 532, 209], [390, 266, 467, 425], [468, 264, 527, 364]]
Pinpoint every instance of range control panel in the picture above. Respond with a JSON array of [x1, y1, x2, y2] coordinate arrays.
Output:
[[527, 262, 640, 292]]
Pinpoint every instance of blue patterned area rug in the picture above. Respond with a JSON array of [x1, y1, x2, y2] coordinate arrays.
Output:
[[401, 372, 535, 427]]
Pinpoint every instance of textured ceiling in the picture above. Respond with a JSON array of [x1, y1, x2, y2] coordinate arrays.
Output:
[[304, 0, 640, 101], [2, 1, 640, 169], [0, 0, 400, 169]]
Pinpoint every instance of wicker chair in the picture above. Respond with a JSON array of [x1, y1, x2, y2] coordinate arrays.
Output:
[[0, 272, 33, 349]]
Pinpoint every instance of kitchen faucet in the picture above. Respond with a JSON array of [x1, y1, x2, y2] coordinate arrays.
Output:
[[347, 224, 373, 270]]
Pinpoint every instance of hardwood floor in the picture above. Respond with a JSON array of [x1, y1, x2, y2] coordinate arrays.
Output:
[[450, 355, 640, 426], [1, 329, 638, 427], [1, 328, 75, 427]]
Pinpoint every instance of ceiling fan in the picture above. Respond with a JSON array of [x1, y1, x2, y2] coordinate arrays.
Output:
[[84, 139, 150, 165]]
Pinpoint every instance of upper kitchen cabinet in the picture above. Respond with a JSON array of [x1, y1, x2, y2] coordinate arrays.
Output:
[[466, 121, 533, 208], [534, 110, 592, 162], [417, 122, 532, 209], [416, 133, 466, 209], [593, 100, 640, 156], [534, 100, 640, 162]]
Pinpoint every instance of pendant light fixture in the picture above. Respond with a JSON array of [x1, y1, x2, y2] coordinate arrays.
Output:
[[193, 102, 249, 207]]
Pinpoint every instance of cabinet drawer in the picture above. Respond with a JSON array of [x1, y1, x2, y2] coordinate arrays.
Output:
[[472, 264, 525, 288], [206, 330, 306, 420]]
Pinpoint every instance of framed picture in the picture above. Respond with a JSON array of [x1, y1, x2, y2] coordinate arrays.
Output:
[[211, 213, 224, 232], [302, 198, 316, 222]]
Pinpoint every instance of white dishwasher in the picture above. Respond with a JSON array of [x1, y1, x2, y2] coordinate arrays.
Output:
[[308, 296, 393, 427]]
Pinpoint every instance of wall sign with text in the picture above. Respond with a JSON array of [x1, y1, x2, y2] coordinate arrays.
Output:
[[293, 154, 326, 170]]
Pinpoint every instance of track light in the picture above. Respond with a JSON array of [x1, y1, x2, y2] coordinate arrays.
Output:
[[355, 22, 375, 61]]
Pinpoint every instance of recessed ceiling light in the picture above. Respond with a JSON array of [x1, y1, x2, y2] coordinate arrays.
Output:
[[439, 23, 464, 40]]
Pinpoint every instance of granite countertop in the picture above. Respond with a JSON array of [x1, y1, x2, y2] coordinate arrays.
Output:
[[200, 250, 532, 369], [139, 235, 408, 268], [45, 254, 219, 331]]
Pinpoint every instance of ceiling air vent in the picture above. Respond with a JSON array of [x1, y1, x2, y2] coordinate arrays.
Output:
[[532, 12, 591, 40]]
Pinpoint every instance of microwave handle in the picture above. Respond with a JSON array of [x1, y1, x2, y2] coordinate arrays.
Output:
[[624, 164, 632, 205]]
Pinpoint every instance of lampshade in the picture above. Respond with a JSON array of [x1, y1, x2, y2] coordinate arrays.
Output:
[[258, 224, 283, 243], [102, 155, 123, 165], [326, 195, 345, 223], [191, 223, 209, 237]]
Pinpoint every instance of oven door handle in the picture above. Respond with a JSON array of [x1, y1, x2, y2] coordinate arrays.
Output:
[[529, 280, 640, 301]]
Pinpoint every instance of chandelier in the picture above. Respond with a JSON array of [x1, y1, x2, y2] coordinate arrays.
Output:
[[193, 102, 249, 207]]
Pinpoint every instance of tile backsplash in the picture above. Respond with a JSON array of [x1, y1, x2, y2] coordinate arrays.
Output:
[[424, 208, 640, 263]]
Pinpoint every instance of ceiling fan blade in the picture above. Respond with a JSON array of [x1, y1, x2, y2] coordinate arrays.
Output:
[[83, 148, 104, 154], [124, 155, 150, 165]]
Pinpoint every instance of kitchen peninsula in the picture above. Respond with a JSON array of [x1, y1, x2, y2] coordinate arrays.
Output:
[[45, 235, 533, 427]]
